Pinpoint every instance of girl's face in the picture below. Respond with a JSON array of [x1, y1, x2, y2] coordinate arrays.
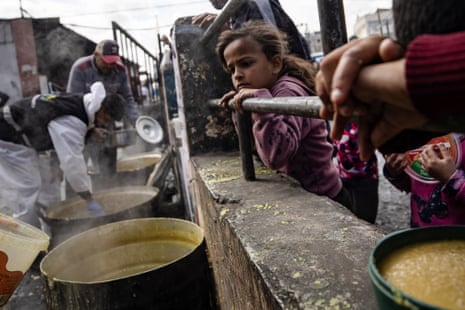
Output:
[[223, 36, 282, 91]]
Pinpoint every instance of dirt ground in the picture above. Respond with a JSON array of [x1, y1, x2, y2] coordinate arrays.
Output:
[[375, 153, 411, 233]]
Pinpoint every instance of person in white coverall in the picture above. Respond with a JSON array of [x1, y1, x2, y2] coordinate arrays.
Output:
[[0, 82, 125, 226]]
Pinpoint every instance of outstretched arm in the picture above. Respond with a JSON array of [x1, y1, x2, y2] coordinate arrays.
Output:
[[316, 36, 429, 160]]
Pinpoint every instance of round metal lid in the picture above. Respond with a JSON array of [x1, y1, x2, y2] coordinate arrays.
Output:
[[135, 116, 163, 144]]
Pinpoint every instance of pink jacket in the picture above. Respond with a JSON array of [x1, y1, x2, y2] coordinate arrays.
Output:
[[234, 75, 342, 198], [384, 135, 465, 227]]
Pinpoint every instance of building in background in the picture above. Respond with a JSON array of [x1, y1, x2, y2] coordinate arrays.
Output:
[[307, 30, 323, 56], [0, 18, 95, 101], [0, 18, 158, 105], [353, 8, 394, 39], [305, 7, 394, 60]]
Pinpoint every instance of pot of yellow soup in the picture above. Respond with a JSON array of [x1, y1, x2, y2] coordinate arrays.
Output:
[[368, 226, 465, 310], [40, 218, 214, 309]]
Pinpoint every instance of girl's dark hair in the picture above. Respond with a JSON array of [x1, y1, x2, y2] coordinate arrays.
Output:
[[216, 20, 316, 90], [101, 93, 125, 121], [393, 0, 465, 48]]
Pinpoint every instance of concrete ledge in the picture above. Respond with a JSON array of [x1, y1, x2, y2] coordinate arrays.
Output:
[[191, 152, 385, 309]]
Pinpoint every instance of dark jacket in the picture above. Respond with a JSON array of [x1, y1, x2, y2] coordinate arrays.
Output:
[[0, 94, 88, 151], [231, 0, 312, 60]]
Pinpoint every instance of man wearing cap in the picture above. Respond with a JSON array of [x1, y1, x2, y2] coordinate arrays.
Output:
[[0, 82, 125, 225], [67, 39, 139, 177]]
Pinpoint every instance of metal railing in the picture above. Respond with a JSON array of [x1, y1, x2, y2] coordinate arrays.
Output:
[[208, 97, 324, 180], [112, 21, 160, 105]]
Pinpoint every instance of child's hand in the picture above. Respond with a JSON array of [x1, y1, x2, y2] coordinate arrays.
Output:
[[219, 89, 256, 113], [232, 88, 256, 112], [219, 90, 237, 110], [419, 144, 456, 183], [384, 153, 408, 177]]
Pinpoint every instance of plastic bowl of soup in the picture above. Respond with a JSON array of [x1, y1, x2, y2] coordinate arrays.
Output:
[[368, 226, 465, 310]]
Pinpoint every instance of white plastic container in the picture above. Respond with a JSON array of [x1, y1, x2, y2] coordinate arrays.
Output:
[[0, 213, 49, 306]]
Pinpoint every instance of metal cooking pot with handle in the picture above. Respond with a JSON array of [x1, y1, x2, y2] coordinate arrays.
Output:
[[106, 129, 137, 148], [40, 218, 214, 310], [39, 186, 159, 248], [135, 116, 163, 145]]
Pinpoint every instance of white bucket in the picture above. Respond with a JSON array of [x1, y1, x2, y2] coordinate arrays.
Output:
[[0, 213, 49, 306]]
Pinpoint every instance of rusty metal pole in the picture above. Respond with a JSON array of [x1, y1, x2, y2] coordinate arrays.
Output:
[[200, 0, 247, 44], [208, 97, 323, 118], [236, 112, 256, 180], [208, 97, 457, 134], [317, 0, 348, 53]]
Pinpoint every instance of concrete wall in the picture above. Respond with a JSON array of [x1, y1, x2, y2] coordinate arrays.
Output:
[[172, 17, 239, 156], [191, 154, 385, 309]]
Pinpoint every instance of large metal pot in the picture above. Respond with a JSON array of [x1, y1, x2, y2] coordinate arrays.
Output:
[[39, 186, 159, 248], [106, 129, 137, 148], [40, 218, 214, 310], [116, 152, 162, 173]]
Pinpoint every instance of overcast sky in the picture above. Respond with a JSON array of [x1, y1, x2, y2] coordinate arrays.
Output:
[[3, 0, 392, 57]]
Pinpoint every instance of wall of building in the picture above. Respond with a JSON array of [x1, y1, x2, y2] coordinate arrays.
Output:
[[0, 21, 23, 102], [0, 18, 95, 100], [353, 8, 394, 39], [307, 31, 322, 54], [10, 19, 41, 98], [32, 18, 96, 92]]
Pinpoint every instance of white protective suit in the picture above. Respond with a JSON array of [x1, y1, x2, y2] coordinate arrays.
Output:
[[0, 82, 106, 225]]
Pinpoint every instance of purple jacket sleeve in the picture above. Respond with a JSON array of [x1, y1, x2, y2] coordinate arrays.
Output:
[[250, 89, 304, 170]]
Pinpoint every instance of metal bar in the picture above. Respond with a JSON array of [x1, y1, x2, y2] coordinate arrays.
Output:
[[200, 0, 247, 44], [209, 97, 454, 133], [236, 111, 256, 181], [112, 21, 160, 106], [317, 0, 348, 54], [209, 97, 321, 182], [112, 21, 158, 60], [208, 96, 323, 118]]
